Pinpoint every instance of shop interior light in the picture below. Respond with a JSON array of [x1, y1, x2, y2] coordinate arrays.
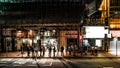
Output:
[[109, 51, 120, 56], [34, 39, 37, 43], [36, 35, 40, 40], [22, 39, 26, 43], [52, 30, 56, 32], [96, 40, 101, 47], [29, 30, 33, 32], [109, 37, 120, 56], [18, 30, 22, 33]]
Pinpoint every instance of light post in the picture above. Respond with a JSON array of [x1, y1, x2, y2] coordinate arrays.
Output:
[[116, 40, 117, 56], [115, 37, 118, 56]]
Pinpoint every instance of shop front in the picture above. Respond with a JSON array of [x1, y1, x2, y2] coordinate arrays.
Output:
[[83, 26, 109, 51], [1, 27, 58, 52], [109, 30, 120, 56], [15, 28, 58, 52], [60, 30, 80, 50]]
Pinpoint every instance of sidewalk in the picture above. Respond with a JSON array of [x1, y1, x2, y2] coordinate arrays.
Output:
[[0, 51, 120, 58]]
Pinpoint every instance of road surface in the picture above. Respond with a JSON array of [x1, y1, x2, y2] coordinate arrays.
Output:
[[0, 58, 120, 68]]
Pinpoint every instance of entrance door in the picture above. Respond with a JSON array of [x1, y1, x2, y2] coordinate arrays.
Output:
[[67, 38, 77, 46]]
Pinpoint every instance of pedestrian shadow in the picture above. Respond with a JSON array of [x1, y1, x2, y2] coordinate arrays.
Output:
[[34, 59, 41, 68]]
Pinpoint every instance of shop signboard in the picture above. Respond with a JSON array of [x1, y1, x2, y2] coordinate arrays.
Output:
[[66, 31, 78, 38], [84, 26, 108, 38]]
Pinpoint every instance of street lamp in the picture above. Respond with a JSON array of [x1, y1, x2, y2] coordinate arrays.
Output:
[[114, 37, 118, 56]]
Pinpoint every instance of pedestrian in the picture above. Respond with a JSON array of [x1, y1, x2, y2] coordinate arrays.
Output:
[[60, 46, 64, 56], [26, 43, 31, 57], [83, 46, 87, 55], [49, 46, 52, 57], [53, 46, 56, 57], [34, 43, 39, 58], [21, 43, 24, 54], [94, 46, 98, 56], [39, 46, 42, 56], [42, 46, 45, 57], [68, 46, 72, 56], [30, 44, 34, 57]]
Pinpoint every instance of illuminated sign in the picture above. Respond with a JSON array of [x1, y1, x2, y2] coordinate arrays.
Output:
[[66, 31, 78, 38], [84, 26, 108, 38], [110, 30, 120, 37], [66, 31, 78, 35], [66, 35, 78, 38]]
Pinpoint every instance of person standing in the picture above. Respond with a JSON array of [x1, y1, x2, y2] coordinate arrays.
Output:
[[39, 46, 42, 57], [94, 46, 98, 56], [30, 44, 34, 57], [42, 45, 45, 57], [49, 46, 52, 57], [26, 43, 31, 57], [34, 43, 39, 58], [68, 46, 72, 56], [60, 46, 64, 56], [53, 46, 56, 57]]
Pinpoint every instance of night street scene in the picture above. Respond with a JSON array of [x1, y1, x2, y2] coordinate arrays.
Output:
[[0, 0, 120, 68]]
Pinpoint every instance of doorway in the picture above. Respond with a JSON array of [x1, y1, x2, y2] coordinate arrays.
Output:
[[67, 38, 78, 46]]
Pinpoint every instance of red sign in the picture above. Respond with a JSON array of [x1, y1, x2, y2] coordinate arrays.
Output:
[[66, 31, 78, 35], [66, 31, 78, 38], [66, 35, 78, 38], [79, 36, 83, 43]]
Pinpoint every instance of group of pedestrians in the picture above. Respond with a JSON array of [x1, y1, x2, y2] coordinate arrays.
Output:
[[21, 43, 79, 57], [91, 46, 98, 56], [23, 43, 45, 57], [25, 43, 58, 57], [48, 46, 56, 57], [66, 45, 78, 56]]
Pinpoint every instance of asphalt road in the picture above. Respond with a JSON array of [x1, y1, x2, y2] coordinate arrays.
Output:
[[0, 58, 120, 68]]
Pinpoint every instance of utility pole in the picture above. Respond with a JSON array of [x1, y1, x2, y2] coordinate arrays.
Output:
[[79, 0, 85, 57]]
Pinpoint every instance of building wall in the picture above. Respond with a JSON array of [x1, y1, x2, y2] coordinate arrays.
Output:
[[60, 31, 67, 48]]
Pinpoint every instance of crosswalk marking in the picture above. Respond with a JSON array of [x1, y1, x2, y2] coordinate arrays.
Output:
[[13, 65, 22, 66], [27, 65, 37, 66], [0, 62, 7, 63], [43, 62, 52, 66], [0, 64, 8, 66]]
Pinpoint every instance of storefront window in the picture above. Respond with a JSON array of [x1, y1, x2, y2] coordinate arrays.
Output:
[[44, 31, 51, 36]]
